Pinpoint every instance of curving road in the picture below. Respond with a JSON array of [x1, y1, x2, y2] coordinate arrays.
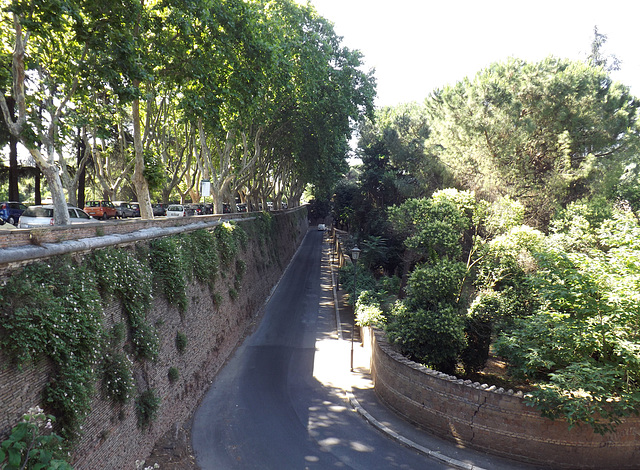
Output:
[[191, 229, 455, 469]]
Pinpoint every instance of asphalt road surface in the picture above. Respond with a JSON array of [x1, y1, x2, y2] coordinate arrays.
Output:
[[191, 229, 456, 469]]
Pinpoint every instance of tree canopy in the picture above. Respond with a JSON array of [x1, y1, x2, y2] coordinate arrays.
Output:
[[0, 0, 376, 221]]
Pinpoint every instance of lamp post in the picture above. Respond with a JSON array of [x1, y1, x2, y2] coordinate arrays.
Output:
[[350, 245, 361, 372]]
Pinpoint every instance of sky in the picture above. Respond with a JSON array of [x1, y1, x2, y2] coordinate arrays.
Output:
[[306, 0, 640, 108]]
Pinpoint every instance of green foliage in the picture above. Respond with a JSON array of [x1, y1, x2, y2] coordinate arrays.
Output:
[[406, 259, 467, 308], [484, 195, 525, 237], [180, 229, 220, 286], [386, 301, 466, 375], [149, 237, 188, 313], [338, 263, 377, 306], [215, 222, 241, 268], [228, 288, 239, 301], [0, 259, 103, 439], [0, 407, 72, 470], [526, 360, 640, 434], [168, 367, 180, 384], [487, 204, 640, 432], [426, 57, 639, 227], [136, 389, 161, 430], [102, 353, 134, 404], [549, 197, 614, 251], [388, 191, 473, 262], [476, 225, 545, 291], [354, 291, 385, 327], [143, 150, 165, 192], [90, 248, 159, 361], [175, 331, 188, 354]]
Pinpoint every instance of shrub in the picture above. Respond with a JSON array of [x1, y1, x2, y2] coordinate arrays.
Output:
[[136, 389, 161, 430], [149, 237, 188, 312], [175, 331, 188, 353], [406, 259, 467, 308], [386, 301, 466, 375], [168, 367, 180, 384], [102, 353, 134, 404], [0, 407, 72, 470], [355, 291, 385, 327]]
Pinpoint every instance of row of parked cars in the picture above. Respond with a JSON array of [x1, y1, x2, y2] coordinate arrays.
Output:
[[1, 198, 274, 228]]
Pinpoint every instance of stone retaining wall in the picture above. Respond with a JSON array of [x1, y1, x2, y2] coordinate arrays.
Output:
[[0, 208, 308, 469], [369, 328, 640, 469]]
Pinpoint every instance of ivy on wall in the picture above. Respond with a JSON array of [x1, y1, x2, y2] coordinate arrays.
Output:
[[0, 211, 304, 466], [0, 257, 103, 440], [0, 222, 250, 446]]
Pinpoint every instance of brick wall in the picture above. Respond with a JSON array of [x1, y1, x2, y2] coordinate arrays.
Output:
[[369, 328, 640, 469], [0, 208, 308, 469]]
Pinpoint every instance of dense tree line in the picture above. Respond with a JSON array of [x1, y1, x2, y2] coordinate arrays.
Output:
[[338, 45, 640, 432], [0, 0, 375, 223]]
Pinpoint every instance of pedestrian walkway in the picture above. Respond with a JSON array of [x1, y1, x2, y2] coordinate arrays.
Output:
[[324, 239, 545, 470]]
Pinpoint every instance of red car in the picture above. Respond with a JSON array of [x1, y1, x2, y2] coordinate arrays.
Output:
[[83, 200, 118, 220]]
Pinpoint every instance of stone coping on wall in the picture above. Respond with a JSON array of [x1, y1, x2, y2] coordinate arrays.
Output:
[[0, 209, 302, 268], [368, 327, 640, 469]]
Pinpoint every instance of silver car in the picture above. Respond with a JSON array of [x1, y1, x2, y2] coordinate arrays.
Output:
[[166, 204, 187, 217], [18, 205, 96, 228]]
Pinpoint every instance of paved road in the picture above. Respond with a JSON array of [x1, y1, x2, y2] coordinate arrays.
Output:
[[192, 230, 455, 469]]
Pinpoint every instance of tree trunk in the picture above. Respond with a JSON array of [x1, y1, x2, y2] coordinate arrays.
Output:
[[77, 133, 86, 208], [35, 171, 41, 205], [0, 14, 69, 223], [131, 94, 153, 219], [6, 97, 19, 202]]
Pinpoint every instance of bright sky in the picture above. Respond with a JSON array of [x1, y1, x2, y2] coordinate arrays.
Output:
[[307, 0, 640, 108]]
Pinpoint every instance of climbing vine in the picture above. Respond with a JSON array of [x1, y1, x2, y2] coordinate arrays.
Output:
[[0, 210, 302, 456], [0, 258, 103, 440], [89, 248, 159, 361]]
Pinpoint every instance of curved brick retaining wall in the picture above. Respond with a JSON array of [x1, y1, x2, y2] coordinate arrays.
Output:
[[369, 328, 640, 469]]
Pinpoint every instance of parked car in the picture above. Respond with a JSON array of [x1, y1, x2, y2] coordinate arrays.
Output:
[[113, 201, 136, 218], [18, 205, 95, 228], [236, 203, 247, 212], [0, 218, 17, 230], [186, 203, 203, 215], [166, 204, 187, 217], [83, 200, 117, 220], [152, 203, 167, 216], [0, 201, 28, 225], [129, 202, 141, 217], [222, 203, 231, 214]]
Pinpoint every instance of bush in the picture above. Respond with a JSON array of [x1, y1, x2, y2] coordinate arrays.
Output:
[[136, 389, 161, 430], [168, 367, 180, 384], [102, 353, 134, 404], [406, 259, 467, 308], [0, 407, 72, 470], [175, 331, 188, 353], [491, 206, 640, 432], [386, 301, 466, 375], [355, 291, 385, 327]]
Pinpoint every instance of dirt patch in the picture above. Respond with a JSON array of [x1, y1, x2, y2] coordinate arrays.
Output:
[[142, 423, 198, 470], [463, 355, 534, 392]]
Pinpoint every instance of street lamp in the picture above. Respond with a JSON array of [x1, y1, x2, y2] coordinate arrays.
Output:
[[350, 245, 361, 372]]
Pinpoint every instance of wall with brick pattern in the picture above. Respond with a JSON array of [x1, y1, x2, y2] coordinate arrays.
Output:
[[0, 208, 308, 469], [368, 327, 640, 469]]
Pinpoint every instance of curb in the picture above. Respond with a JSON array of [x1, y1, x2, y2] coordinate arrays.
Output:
[[326, 236, 487, 470]]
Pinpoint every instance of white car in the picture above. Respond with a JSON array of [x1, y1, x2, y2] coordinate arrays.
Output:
[[318, 224, 326, 231], [166, 204, 187, 217], [18, 205, 96, 228]]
